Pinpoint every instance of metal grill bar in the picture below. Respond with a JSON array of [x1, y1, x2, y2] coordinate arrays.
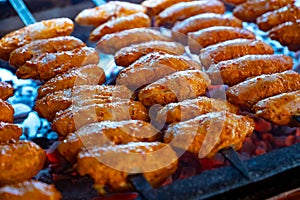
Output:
[[91, 0, 107, 6], [8, 0, 36, 25]]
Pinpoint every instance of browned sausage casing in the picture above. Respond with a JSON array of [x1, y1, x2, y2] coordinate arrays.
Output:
[[9, 36, 85, 68], [0, 18, 74, 61], [138, 70, 211, 107], [199, 39, 274, 69], [0, 122, 22, 144], [90, 13, 151, 42], [155, 96, 238, 124], [253, 91, 300, 126], [52, 100, 149, 137], [142, 0, 192, 16], [117, 52, 201, 90], [226, 70, 300, 110], [0, 180, 61, 200], [75, 1, 146, 26], [35, 85, 132, 121], [155, 0, 226, 28], [97, 28, 172, 54], [233, 0, 294, 22], [114, 41, 185, 67], [0, 82, 13, 100], [188, 26, 255, 53], [0, 141, 46, 186], [0, 99, 14, 123], [207, 54, 293, 86], [164, 111, 255, 158], [172, 13, 243, 35], [77, 142, 178, 192], [58, 120, 160, 163], [37, 64, 106, 99], [16, 47, 99, 81], [223, 0, 246, 5]]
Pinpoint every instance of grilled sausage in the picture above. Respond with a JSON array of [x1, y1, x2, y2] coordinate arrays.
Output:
[[199, 39, 274, 69], [0, 18, 74, 61], [155, 96, 238, 124], [138, 70, 211, 107], [75, 1, 146, 26], [77, 142, 178, 192], [0, 122, 22, 144], [154, 0, 226, 28], [35, 85, 132, 121], [269, 20, 300, 48], [114, 41, 185, 67], [37, 64, 105, 99], [0, 180, 61, 200], [188, 26, 255, 53], [226, 70, 300, 110], [207, 54, 293, 86], [16, 47, 100, 81], [142, 0, 191, 16], [223, 0, 246, 5], [52, 100, 149, 137], [58, 120, 160, 163], [9, 36, 85, 68], [0, 141, 46, 185], [116, 52, 201, 90], [0, 82, 13, 100], [253, 91, 300, 126], [97, 28, 172, 54], [164, 111, 255, 158], [90, 13, 151, 42], [233, 0, 294, 22], [0, 99, 14, 123]]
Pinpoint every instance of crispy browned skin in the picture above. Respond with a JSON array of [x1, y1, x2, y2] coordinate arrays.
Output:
[[164, 111, 254, 158], [90, 13, 151, 42], [16, 47, 99, 81], [9, 36, 85, 68], [142, 0, 191, 16], [269, 20, 300, 48], [0, 82, 13, 100], [0, 18, 74, 61], [188, 26, 255, 53], [199, 39, 274, 69], [0, 141, 46, 185], [114, 41, 185, 67], [138, 70, 211, 107], [97, 28, 172, 54], [0, 99, 14, 123], [226, 70, 300, 110], [155, 96, 238, 124], [233, 0, 294, 22], [253, 91, 300, 126], [52, 100, 149, 137], [35, 85, 132, 121], [0, 180, 61, 200], [75, 1, 146, 26], [223, 0, 246, 5], [0, 122, 22, 144], [117, 52, 202, 90], [37, 64, 106, 99], [58, 120, 160, 163], [155, 0, 226, 28], [207, 54, 293, 86], [257, 4, 300, 31], [77, 142, 178, 192], [172, 13, 243, 35]]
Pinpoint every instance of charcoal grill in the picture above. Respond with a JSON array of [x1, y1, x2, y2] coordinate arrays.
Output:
[[0, 0, 300, 199]]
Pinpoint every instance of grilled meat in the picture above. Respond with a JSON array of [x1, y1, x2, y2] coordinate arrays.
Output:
[[142, 0, 191, 16], [0, 82, 13, 100], [0, 99, 14, 123], [0, 122, 22, 144]]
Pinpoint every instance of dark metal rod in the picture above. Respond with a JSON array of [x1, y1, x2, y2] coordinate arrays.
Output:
[[8, 0, 36, 25], [91, 0, 106, 6], [128, 174, 157, 200], [219, 147, 251, 180]]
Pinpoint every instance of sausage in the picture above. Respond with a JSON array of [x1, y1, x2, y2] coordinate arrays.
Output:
[[207, 54, 293, 86], [16, 47, 100, 81], [0, 99, 14, 123], [0, 122, 22, 144], [97, 28, 172, 54], [0, 82, 13, 100], [222, 0, 246, 5], [0, 18, 74, 61], [114, 41, 185, 67], [199, 39, 274, 69], [142, 0, 192, 16]]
